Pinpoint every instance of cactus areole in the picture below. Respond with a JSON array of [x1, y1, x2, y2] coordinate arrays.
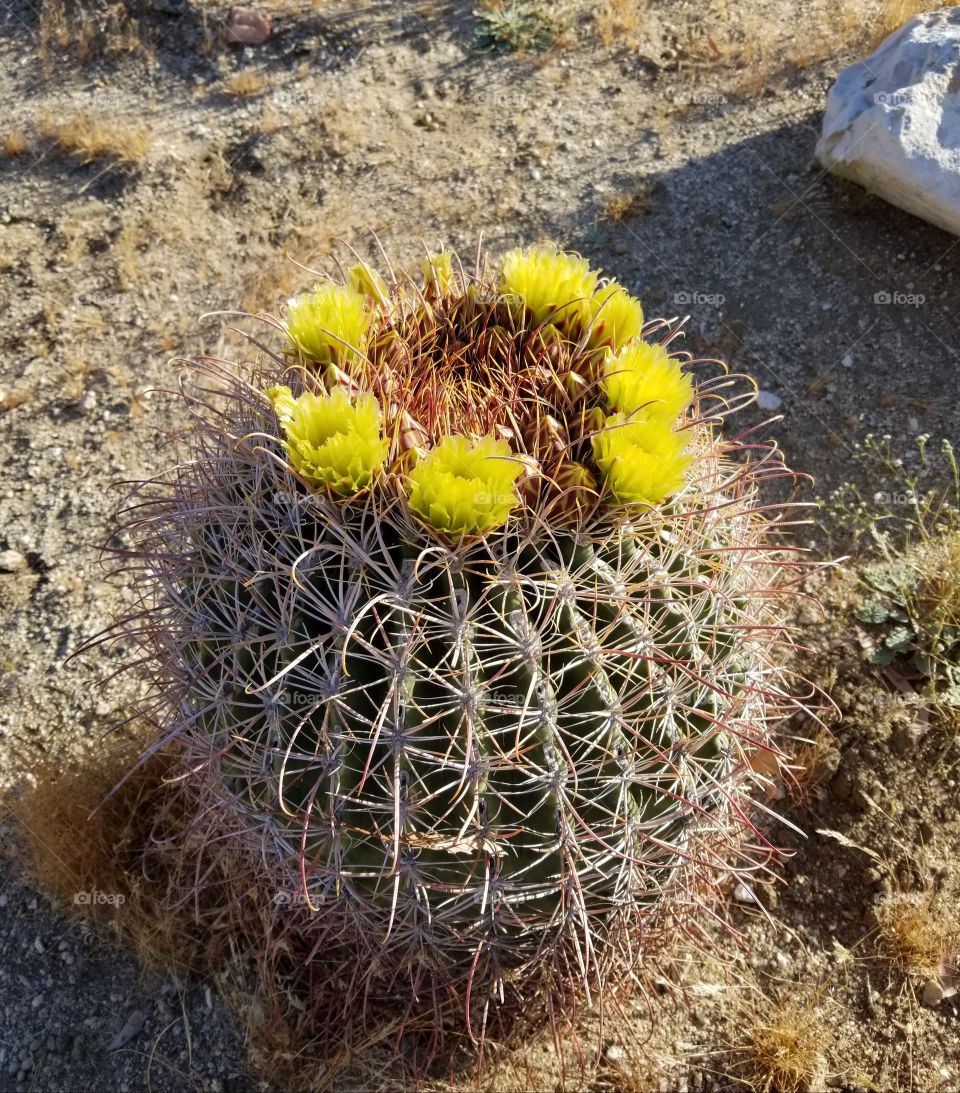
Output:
[[125, 245, 805, 1014]]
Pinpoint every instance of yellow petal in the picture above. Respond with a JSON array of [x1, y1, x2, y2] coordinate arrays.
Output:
[[499, 244, 598, 329], [588, 282, 644, 352], [592, 414, 691, 505], [285, 282, 372, 366], [407, 435, 524, 537], [273, 385, 388, 496], [602, 341, 692, 420]]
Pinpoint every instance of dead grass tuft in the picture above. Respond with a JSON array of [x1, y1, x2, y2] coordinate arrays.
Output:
[[2, 130, 27, 158], [736, 998, 830, 1093], [876, 893, 958, 980], [2, 389, 32, 412], [39, 112, 152, 166], [4, 741, 203, 972], [594, 0, 652, 49], [224, 70, 267, 99], [873, 0, 934, 46], [37, 0, 142, 67], [915, 531, 960, 646], [599, 180, 656, 222]]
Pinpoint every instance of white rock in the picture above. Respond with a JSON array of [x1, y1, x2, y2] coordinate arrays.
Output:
[[732, 881, 757, 903], [816, 9, 960, 236], [756, 389, 783, 411], [920, 978, 944, 1007], [0, 549, 27, 573]]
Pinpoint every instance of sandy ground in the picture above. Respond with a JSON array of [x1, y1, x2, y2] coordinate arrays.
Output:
[[0, 0, 958, 1089]]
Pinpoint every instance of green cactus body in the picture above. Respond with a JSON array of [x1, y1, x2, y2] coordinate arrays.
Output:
[[128, 245, 804, 1012], [180, 478, 749, 965]]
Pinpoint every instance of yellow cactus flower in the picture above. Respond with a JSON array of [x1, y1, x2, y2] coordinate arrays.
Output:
[[348, 263, 388, 304], [421, 250, 455, 296], [602, 341, 693, 421], [285, 282, 372, 366], [499, 244, 598, 329], [588, 281, 644, 351], [592, 414, 691, 506], [268, 385, 388, 497], [407, 435, 523, 537]]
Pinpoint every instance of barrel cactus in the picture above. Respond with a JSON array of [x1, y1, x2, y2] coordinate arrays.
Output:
[[122, 244, 806, 1042]]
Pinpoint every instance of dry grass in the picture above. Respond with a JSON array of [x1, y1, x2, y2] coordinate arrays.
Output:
[[599, 180, 655, 222], [594, 0, 652, 48], [39, 112, 152, 166], [1, 389, 32, 412], [224, 70, 267, 99], [734, 997, 830, 1093], [872, 0, 934, 46], [665, 0, 935, 103], [876, 893, 958, 980], [37, 0, 142, 67], [2, 130, 27, 158], [916, 532, 960, 646], [3, 742, 201, 972]]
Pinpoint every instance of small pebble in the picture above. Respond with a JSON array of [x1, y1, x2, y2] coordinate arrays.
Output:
[[921, 979, 944, 1007], [733, 882, 757, 904], [222, 7, 271, 45], [756, 390, 783, 411], [0, 550, 26, 573]]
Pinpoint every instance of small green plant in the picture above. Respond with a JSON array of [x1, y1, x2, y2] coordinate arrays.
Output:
[[823, 433, 959, 556], [825, 434, 960, 726], [855, 532, 960, 721], [112, 242, 816, 1064], [473, 1, 566, 53]]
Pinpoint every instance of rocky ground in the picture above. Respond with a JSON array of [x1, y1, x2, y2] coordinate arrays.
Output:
[[0, 0, 958, 1089]]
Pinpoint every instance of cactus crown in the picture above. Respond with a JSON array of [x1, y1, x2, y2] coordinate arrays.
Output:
[[117, 243, 811, 1050], [275, 244, 697, 535]]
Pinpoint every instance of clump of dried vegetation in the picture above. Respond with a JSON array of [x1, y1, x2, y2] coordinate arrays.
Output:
[[734, 995, 830, 1093], [2, 130, 27, 158], [36, 0, 144, 68], [223, 69, 267, 99], [38, 112, 152, 166], [594, 0, 935, 100], [876, 893, 958, 982]]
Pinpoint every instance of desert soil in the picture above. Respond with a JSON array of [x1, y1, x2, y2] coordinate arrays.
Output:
[[0, 0, 958, 1089]]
